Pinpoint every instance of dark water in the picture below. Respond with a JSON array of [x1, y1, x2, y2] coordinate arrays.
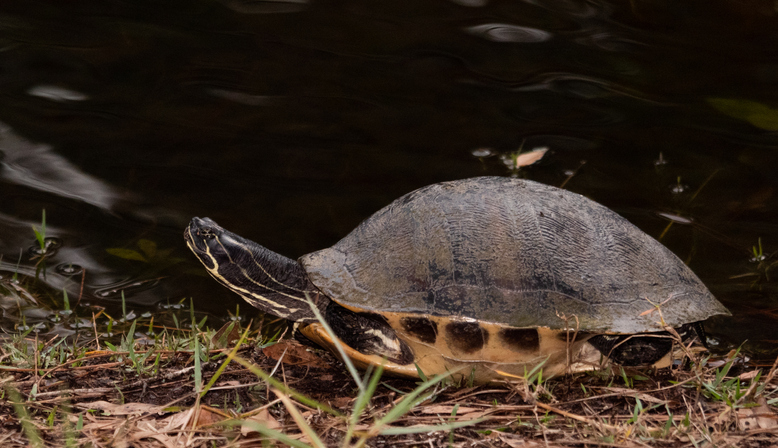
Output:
[[1, 0, 778, 358]]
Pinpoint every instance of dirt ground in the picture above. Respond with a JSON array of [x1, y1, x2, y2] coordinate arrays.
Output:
[[2, 336, 778, 448]]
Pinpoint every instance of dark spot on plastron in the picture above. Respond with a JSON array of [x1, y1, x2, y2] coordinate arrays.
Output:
[[400, 317, 438, 344], [499, 328, 539, 352], [445, 322, 488, 354]]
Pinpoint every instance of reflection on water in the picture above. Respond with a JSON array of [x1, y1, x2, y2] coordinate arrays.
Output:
[[0, 124, 126, 210], [27, 85, 89, 102], [0, 0, 777, 359], [465, 23, 553, 43]]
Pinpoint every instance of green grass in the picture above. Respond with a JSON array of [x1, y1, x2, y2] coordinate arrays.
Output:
[[31, 209, 46, 253], [1, 277, 777, 447]]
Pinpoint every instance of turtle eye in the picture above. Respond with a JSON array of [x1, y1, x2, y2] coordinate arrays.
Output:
[[200, 228, 216, 240]]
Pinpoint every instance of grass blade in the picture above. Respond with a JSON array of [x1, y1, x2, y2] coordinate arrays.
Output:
[[378, 418, 486, 435], [276, 391, 327, 448], [233, 420, 314, 448], [377, 371, 454, 427], [5, 385, 44, 448], [304, 295, 365, 392], [200, 325, 252, 398], [230, 355, 341, 417]]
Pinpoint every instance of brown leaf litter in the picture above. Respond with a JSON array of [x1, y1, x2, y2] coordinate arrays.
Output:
[[2, 337, 778, 447]]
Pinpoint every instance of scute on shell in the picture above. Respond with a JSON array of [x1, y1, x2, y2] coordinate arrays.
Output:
[[300, 177, 729, 334]]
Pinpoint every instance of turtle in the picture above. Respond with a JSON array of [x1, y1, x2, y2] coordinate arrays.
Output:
[[184, 177, 729, 384]]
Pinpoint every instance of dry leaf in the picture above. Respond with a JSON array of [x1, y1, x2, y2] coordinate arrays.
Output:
[[738, 369, 761, 381], [707, 98, 778, 131], [131, 420, 180, 448], [76, 401, 164, 416], [600, 387, 666, 404], [420, 405, 481, 415], [329, 396, 353, 409], [707, 350, 748, 368], [106, 248, 147, 262], [212, 321, 242, 348], [241, 408, 281, 436], [80, 421, 125, 433], [162, 408, 194, 432], [514, 147, 548, 167], [263, 340, 329, 368], [189, 405, 228, 428], [498, 432, 544, 447], [737, 398, 778, 430]]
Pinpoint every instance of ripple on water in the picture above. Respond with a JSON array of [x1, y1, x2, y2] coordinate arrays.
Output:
[[55, 263, 84, 276], [93, 278, 161, 300], [27, 237, 63, 260], [27, 85, 89, 102], [465, 23, 552, 43]]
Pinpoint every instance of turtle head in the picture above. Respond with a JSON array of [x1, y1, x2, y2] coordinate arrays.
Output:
[[185, 217, 322, 322], [185, 217, 243, 270]]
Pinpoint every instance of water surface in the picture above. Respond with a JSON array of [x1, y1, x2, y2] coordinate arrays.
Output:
[[1, 0, 777, 358]]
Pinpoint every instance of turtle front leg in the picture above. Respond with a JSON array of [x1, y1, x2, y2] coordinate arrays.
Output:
[[323, 304, 415, 365]]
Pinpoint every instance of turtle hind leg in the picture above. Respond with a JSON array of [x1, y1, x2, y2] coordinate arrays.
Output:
[[588, 322, 705, 367], [682, 321, 708, 348], [324, 304, 414, 365], [588, 333, 674, 366]]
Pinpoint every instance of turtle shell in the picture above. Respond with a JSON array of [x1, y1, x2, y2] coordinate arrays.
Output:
[[300, 177, 729, 335]]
